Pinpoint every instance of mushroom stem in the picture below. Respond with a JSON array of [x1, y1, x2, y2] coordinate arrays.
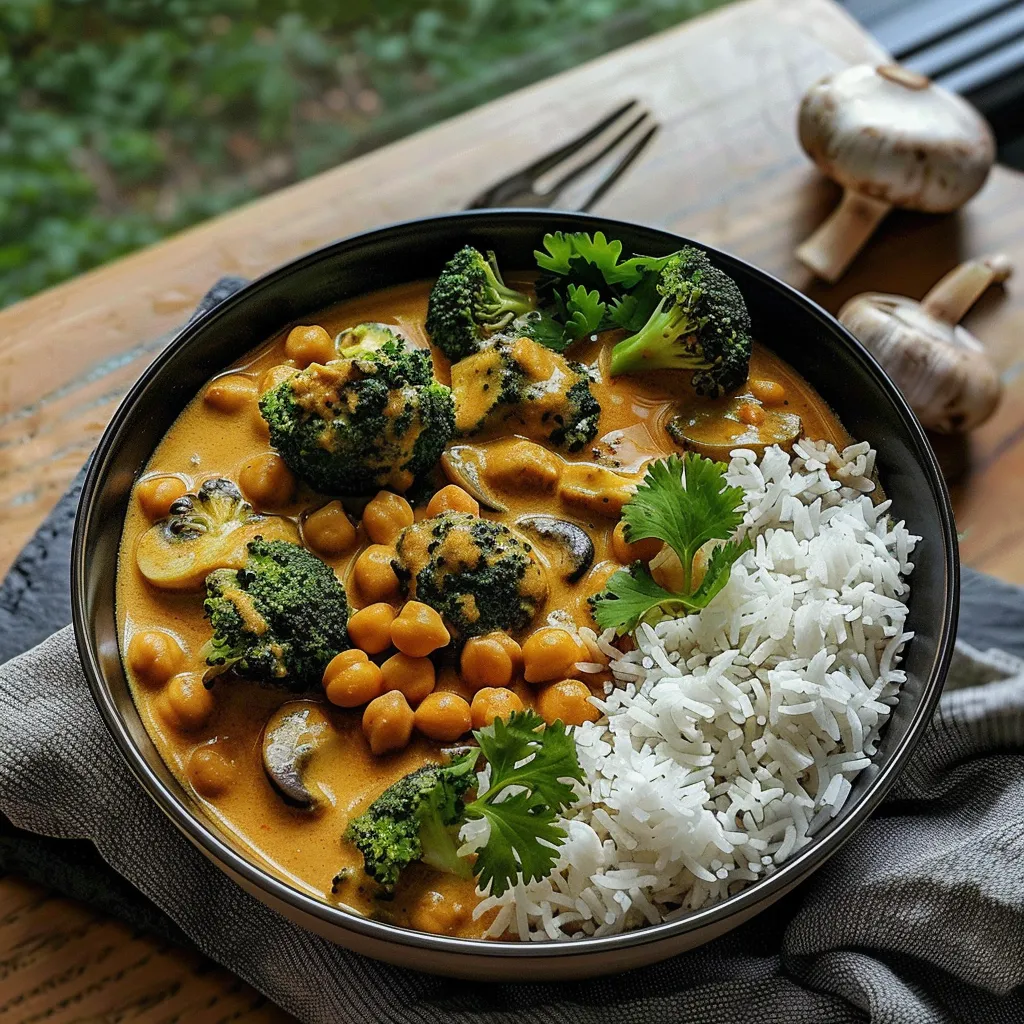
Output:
[[920, 254, 1013, 325], [796, 190, 892, 283]]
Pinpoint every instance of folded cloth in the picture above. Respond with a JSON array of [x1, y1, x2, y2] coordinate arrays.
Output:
[[2, 623, 1024, 1023]]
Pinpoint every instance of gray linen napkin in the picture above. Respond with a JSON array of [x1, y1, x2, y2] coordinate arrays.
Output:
[[1, 625, 1023, 1023]]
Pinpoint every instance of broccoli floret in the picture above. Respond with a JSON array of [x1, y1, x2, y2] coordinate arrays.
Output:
[[259, 332, 453, 495], [608, 247, 753, 397], [203, 538, 350, 688], [450, 335, 600, 453], [425, 246, 534, 362], [393, 512, 548, 639], [345, 754, 478, 891]]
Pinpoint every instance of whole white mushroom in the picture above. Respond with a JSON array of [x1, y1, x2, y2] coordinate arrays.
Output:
[[838, 254, 1012, 433], [796, 64, 996, 283]]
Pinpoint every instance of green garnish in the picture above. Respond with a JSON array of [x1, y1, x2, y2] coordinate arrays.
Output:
[[534, 230, 654, 288], [525, 231, 667, 350], [343, 710, 584, 898], [592, 453, 752, 635], [463, 709, 584, 897]]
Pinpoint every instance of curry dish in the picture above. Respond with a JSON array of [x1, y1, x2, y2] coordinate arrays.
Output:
[[117, 238, 853, 940]]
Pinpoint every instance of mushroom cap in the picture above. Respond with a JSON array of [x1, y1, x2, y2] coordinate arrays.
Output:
[[799, 64, 995, 212], [839, 292, 1001, 432]]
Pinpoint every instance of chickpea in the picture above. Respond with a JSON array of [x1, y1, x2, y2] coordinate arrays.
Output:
[[737, 401, 766, 426], [127, 630, 185, 688], [391, 601, 450, 657], [748, 379, 787, 406], [304, 501, 357, 558], [537, 679, 600, 727], [362, 490, 414, 545], [204, 374, 258, 414], [409, 890, 470, 936], [521, 627, 585, 684], [239, 452, 297, 510], [348, 603, 397, 655], [284, 324, 335, 366], [136, 475, 188, 521], [162, 673, 216, 732], [381, 652, 435, 705], [471, 687, 524, 729], [324, 648, 384, 707], [260, 363, 298, 395], [426, 484, 480, 518], [488, 631, 523, 673], [187, 745, 237, 799], [414, 691, 472, 742], [611, 520, 663, 564], [650, 545, 686, 592], [362, 691, 414, 755], [353, 544, 400, 602], [460, 636, 513, 690]]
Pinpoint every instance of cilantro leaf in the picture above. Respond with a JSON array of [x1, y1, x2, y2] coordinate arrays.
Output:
[[464, 710, 584, 897], [564, 283, 606, 341], [513, 310, 568, 352], [590, 565, 686, 634], [623, 453, 746, 593], [533, 231, 577, 276], [608, 268, 663, 331], [534, 230, 635, 286], [468, 790, 567, 898], [688, 535, 752, 608], [590, 453, 751, 633], [531, 234, 676, 351]]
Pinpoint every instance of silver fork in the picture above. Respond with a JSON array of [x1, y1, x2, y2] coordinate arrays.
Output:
[[466, 99, 658, 211]]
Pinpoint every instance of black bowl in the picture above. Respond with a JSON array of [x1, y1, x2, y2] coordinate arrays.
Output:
[[72, 210, 958, 979]]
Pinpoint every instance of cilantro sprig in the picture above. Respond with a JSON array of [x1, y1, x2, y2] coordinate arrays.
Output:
[[592, 453, 752, 635], [527, 231, 669, 350], [464, 710, 584, 897]]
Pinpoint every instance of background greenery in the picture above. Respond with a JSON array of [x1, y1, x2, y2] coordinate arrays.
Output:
[[1, 0, 729, 309]]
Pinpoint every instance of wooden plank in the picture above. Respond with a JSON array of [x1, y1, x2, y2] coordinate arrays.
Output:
[[0, 877, 292, 1022]]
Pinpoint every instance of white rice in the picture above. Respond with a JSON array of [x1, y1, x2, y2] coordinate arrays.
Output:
[[464, 439, 918, 940]]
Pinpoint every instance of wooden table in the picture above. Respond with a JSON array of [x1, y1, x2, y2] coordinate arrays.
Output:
[[2, 0, 1022, 1017]]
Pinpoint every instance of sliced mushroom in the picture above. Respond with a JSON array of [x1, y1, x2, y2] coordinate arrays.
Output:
[[262, 701, 332, 809], [838, 254, 1011, 432], [796, 64, 995, 282], [334, 322, 405, 358], [558, 463, 639, 519], [667, 400, 802, 460], [136, 477, 298, 590], [516, 515, 595, 583], [440, 445, 508, 512]]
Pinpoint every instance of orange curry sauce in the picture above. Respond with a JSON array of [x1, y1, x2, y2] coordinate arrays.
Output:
[[116, 278, 848, 938]]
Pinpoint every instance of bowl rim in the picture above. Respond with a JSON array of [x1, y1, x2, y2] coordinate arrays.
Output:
[[72, 208, 959, 959]]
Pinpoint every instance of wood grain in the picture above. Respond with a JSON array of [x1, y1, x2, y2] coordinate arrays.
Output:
[[1, 0, 1023, 1018], [0, 877, 293, 1022]]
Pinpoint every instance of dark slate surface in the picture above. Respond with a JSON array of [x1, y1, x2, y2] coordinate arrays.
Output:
[[1, 268, 1022, 937]]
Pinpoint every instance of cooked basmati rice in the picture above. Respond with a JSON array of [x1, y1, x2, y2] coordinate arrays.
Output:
[[464, 440, 918, 940]]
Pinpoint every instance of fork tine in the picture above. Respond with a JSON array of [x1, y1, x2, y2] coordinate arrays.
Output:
[[577, 122, 658, 211], [513, 98, 641, 181], [465, 99, 642, 207], [545, 110, 653, 197]]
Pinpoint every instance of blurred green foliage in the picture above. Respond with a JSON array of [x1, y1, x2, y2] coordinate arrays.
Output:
[[0, 0, 728, 308]]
